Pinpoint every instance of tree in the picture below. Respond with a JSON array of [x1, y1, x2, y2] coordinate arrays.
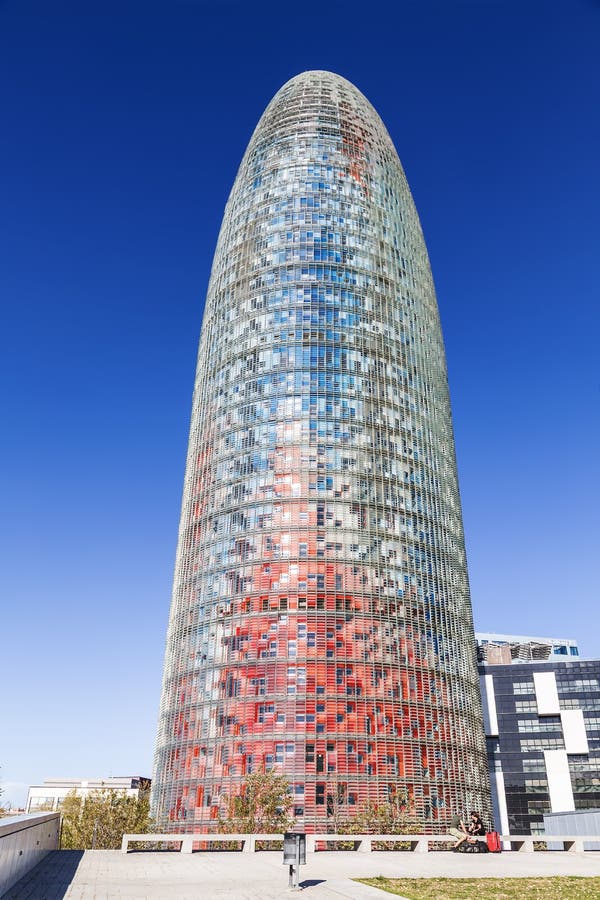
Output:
[[218, 769, 293, 834], [60, 788, 152, 849], [353, 791, 420, 849]]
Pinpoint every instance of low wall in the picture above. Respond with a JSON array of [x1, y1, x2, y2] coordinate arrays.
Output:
[[122, 830, 600, 854], [0, 812, 60, 896]]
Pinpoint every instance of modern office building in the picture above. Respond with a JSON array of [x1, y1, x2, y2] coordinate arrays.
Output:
[[479, 652, 600, 836], [26, 776, 150, 813], [476, 632, 580, 666], [153, 70, 490, 832]]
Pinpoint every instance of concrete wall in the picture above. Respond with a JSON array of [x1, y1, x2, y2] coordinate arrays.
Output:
[[0, 812, 60, 896], [544, 809, 600, 850]]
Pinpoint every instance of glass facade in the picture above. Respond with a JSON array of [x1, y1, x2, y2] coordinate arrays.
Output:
[[476, 632, 580, 665], [152, 71, 490, 832]]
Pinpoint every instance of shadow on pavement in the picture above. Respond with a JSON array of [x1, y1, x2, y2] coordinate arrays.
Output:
[[300, 879, 327, 888], [4, 849, 84, 899]]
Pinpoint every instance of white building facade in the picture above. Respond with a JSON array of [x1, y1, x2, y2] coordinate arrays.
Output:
[[26, 776, 150, 813]]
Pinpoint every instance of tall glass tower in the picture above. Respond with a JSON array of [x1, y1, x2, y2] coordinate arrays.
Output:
[[153, 71, 490, 832]]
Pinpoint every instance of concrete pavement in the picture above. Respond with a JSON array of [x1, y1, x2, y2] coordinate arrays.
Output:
[[5, 848, 600, 899]]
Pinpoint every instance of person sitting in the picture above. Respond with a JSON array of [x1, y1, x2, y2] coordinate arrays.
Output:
[[448, 813, 469, 851], [466, 811, 485, 846]]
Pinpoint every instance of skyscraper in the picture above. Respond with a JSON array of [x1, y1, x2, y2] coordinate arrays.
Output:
[[153, 71, 490, 832]]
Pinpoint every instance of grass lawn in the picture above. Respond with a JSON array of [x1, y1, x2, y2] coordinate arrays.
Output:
[[355, 876, 600, 899]]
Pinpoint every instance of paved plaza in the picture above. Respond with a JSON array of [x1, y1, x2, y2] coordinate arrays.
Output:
[[6, 849, 600, 900]]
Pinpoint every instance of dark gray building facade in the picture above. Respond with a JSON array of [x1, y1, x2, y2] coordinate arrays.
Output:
[[480, 657, 600, 835]]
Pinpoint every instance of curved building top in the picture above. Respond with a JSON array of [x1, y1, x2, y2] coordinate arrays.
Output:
[[210, 69, 441, 329]]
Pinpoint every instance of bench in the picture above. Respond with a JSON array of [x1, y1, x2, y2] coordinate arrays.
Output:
[[121, 832, 458, 854], [308, 834, 441, 853], [500, 834, 599, 852], [121, 833, 283, 853], [121, 831, 600, 853]]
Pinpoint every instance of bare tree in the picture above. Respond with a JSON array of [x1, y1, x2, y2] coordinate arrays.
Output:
[[218, 769, 293, 835]]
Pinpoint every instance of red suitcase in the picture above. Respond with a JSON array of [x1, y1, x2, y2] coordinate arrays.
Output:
[[486, 831, 501, 852]]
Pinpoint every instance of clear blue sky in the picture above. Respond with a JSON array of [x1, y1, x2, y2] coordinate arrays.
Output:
[[1, 0, 599, 808]]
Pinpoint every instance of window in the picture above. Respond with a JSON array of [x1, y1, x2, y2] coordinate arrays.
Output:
[[558, 679, 599, 693], [572, 777, 600, 793], [524, 779, 549, 793], [520, 738, 565, 752], [523, 757, 546, 773], [515, 700, 538, 713], [28, 797, 55, 812], [513, 681, 535, 695], [517, 717, 561, 733]]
